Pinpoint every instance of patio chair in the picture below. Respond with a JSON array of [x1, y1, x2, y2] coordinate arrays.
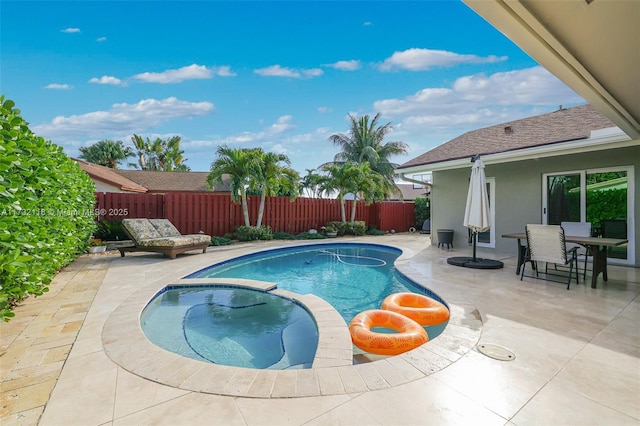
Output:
[[520, 224, 579, 289], [561, 221, 592, 279], [119, 218, 211, 259], [602, 219, 627, 259]]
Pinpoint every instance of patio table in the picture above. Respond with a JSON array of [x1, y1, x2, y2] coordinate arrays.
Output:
[[502, 232, 628, 288]]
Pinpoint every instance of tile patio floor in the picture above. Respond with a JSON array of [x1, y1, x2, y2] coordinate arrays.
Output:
[[1, 234, 638, 425]]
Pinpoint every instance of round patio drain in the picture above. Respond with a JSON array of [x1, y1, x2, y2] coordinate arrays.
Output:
[[477, 343, 516, 361]]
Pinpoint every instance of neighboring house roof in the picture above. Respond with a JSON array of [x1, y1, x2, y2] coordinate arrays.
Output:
[[114, 170, 231, 192], [399, 104, 616, 170], [74, 159, 148, 193], [390, 183, 429, 201]]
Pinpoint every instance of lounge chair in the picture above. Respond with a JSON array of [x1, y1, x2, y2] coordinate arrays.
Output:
[[119, 218, 211, 259]]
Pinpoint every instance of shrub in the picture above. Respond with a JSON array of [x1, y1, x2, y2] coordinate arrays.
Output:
[[329, 221, 366, 236], [366, 225, 386, 236], [0, 96, 97, 321], [94, 219, 128, 241], [235, 225, 273, 241], [272, 231, 295, 240], [294, 231, 327, 240], [211, 236, 233, 246], [414, 197, 430, 227]]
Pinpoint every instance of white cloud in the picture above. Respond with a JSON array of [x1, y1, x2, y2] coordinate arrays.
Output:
[[317, 107, 332, 114], [215, 66, 236, 77], [89, 75, 122, 85], [269, 115, 295, 134], [271, 143, 288, 155], [379, 48, 507, 71], [96, 36, 107, 42], [373, 66, 583, 137], [61, 28, 80, 33], [254, 65, 324, 79], [134, 64, 214, 83], [327, 60, 361, 71], [45, 83, 71, 90], [189, 115, 298, 151], [363, 21, 373, 26], [33, 97, 214, 139]]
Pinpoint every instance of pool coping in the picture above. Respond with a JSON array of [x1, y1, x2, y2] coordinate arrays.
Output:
[[102, 274, 483, 398]]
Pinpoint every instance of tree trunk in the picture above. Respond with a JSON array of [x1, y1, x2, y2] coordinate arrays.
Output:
[[256, 188, 266, 227], [350, 196, 358, 223], [339, 196, 347, 222], [240, 188, 251, 227]]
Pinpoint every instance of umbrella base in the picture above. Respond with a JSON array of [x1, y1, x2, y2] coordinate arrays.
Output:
[[447, 256, 504, 269]]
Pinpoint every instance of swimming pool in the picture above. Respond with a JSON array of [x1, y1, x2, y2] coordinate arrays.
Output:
[[142, 243, 448, 369], [189, 243, 448, 325], [142, 287, 318, 369]]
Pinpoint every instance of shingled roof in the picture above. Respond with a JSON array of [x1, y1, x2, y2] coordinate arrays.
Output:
[[399, 104, 615, 169], [74, 159, 147, 193], [114, 170, 231, 192]]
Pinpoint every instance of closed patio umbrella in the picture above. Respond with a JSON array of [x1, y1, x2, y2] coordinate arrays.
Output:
[[447, 156, 503, 269], [463, 157, 491, 237]]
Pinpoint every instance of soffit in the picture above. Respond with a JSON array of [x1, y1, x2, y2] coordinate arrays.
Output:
[[463, 0, 640, 139]]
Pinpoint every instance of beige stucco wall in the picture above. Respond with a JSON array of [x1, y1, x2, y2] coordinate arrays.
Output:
[[94, 180, 125, 193], [430, 144, 640, 266]]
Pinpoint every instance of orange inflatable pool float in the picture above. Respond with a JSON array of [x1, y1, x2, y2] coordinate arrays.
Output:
[[349, 309, 428, 356], [381, 292, 450, 326]]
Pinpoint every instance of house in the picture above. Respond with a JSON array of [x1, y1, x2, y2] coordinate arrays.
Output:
[[74, 159, 231, 194], [389, 183, 429, 201], [74, 159, 147, 193], [114, 170, 231, 193], [396, 104, 639, 267], [396, 0, 639, 266]]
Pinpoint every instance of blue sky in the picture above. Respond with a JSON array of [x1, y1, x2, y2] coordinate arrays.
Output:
[[1, 1, 584, 175]]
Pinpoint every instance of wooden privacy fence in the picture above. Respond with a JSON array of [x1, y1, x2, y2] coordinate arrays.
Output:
[[95, 192, 416, 236]]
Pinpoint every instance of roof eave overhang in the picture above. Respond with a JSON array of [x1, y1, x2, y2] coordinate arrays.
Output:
[[462, 0, 640, 140], [397, 128, 636, 175], [89, 175, 148, 193]]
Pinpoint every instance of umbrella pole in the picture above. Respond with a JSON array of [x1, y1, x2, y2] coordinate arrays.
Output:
[[472, 232, 477, 261]]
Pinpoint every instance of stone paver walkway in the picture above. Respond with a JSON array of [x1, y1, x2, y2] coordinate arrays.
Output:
[[0, 255, 114, 425]]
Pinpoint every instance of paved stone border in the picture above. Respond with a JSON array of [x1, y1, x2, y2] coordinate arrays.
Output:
[[103, 277, 482, 398], [0, 255, 113, 424]]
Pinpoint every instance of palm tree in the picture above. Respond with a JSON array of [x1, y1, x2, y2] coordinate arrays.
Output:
[[250, 151, 300, 227], [207, 145, 262, 227], [318, 161, 380, 223], [163, 136, 190, 171], [300, 169, 325, 198], [78, 140, 133, 168], [130, 134, 149, 170], [329, 113, 408, 198], [130, 135, 190, 171]]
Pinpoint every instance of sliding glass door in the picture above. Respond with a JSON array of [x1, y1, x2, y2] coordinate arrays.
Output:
[[543, 167, 633, 264]]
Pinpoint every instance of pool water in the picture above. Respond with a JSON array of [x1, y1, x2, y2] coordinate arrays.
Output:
[[191, 243, 448, 332], [142, 287, 318, 369], [142, 243, 448, 370]]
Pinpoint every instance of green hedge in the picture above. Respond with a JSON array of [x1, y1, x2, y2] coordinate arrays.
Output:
[[234, 225, 273, 241], [0, 96, 97, 321], [413, 197, 430, 227], [328, 221, 366, 236]]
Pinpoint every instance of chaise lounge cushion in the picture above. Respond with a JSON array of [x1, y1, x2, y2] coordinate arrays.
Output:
[[123, 219, 162, 242], [120, 218, 211, 259], [148, 219, 182, 238], [136, 236, 202, 247]]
